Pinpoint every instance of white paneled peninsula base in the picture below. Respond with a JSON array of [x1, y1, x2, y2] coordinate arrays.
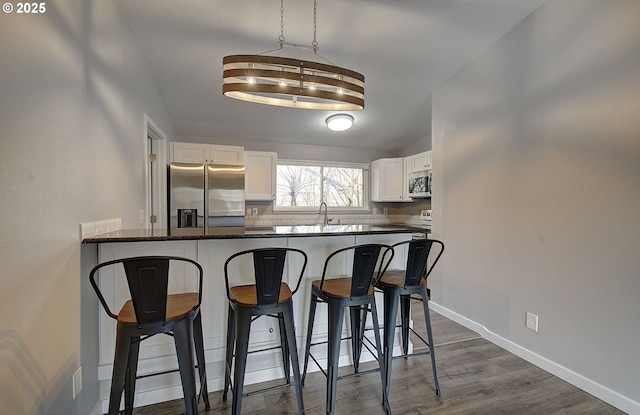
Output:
[[83, 225, 427, 410]]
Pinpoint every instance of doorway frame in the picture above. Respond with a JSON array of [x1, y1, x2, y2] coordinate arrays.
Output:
[[143, 114, 167, 230]]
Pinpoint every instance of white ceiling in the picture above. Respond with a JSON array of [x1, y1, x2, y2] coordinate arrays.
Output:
[[117, 0, 547, 152]]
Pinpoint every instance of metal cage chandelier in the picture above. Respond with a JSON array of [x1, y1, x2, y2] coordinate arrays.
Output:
[[222, 0, 364, 111]]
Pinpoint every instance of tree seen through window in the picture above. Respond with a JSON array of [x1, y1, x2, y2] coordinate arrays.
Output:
[[276, 163, 364, 208]]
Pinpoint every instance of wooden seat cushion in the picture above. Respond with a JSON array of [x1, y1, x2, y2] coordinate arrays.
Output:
[[117, 292, 199, 325], [377, 269, 426, 288], [312, 277, 375, 298], [229, 282, 293, 306]]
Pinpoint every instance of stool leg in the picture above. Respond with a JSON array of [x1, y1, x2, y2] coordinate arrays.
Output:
[[370, 299, 390, 413], [400, 295, 411, 356], [349, 306, 362, 373], [174, 320, 198, 415], [302, 293, 318, 385], [382, 288, 400, 412], [277, 314, 291, 383], [232, 307, 252, 415], [193, 312, 211, 410], [283, 301, 305, 414], [108, 327, 130, 415], [124, 336, 140, 415], [223, 305, 236, 401], [326, 300, 345, 415], [420, 287, 440, 396]]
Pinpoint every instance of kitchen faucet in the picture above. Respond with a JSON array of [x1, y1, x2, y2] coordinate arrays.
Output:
[[318, 202, 333, 226]]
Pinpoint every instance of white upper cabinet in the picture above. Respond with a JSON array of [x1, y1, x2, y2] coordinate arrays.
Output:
[[403, 156, 412, 202], [245, 151, 277, 201], [170, 142, 244, 165], [410, 150, 432, 172], [371, 158, 412, 202]]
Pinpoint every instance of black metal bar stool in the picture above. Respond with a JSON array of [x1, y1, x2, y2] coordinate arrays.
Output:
[[375, 239, 445, 403], [302, 243, 394, 415], [222, 247, 308, 415], [89, 256, 210, 415]]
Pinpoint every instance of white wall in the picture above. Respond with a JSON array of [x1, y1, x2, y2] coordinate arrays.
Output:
[[431, 0, 640, 412], [0, 1, 175, 414]]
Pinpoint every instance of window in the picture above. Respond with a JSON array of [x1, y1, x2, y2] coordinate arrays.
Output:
[[276, 160, 368, 210]]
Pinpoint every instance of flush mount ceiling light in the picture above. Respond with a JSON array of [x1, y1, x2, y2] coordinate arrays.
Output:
[[222, 0, 364, 111], [326, 114, 354, 131]]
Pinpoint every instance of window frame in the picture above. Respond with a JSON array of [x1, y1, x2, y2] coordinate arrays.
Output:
[[274, 159, 370, 213]]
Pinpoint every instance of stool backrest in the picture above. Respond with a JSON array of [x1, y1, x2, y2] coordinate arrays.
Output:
[[253, 249, 287, 305], [224, 247, 308, 306], [89, 256, 203, 327], [393, 239, 445, 287], [123, 257, 170, 325], [321, 244, 394, 296]]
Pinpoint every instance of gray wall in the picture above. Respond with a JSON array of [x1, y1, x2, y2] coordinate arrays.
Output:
[[431, 0, 640, 411], [0, 1, 175, 414]]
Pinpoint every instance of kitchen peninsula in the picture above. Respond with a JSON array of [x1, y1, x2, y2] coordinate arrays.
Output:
[[82, 223, 427, 243], [82, 224, 427, 410]]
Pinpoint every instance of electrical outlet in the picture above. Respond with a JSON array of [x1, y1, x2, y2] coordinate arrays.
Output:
[[72, 367, 82, 399], [252, 208, 258, 216], [526, 312, 539, 332], [383, 208, 388, 215]]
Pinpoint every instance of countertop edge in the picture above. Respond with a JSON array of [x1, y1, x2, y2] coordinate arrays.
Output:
[[82, 225, 429, 244]]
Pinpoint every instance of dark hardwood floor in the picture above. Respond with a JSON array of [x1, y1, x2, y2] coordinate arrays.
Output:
[[132, 311, 624, 415]]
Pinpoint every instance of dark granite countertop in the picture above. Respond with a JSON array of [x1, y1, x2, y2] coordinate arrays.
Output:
[[82, 224, 430, 244]]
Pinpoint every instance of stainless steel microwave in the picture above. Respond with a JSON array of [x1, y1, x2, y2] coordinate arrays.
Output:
[[408, 170, 431, 198]]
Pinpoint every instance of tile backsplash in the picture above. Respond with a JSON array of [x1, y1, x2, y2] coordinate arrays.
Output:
[[245, 213, 425, 227]]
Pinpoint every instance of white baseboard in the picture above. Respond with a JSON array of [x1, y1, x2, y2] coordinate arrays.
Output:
[[89, 401, 102, 415], [429, 302, 639, 415]]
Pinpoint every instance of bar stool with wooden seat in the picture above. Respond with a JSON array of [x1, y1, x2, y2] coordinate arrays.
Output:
[[375, 238, 445, 402], [222, 247, 308, 415], [301, 243, 394, 415], [89, 256, 210, 415]]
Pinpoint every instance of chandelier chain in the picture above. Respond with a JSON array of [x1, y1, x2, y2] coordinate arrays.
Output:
[[312, 0, 318, 49], [257, 0, 336, 65], [279, 0, 285, 43]]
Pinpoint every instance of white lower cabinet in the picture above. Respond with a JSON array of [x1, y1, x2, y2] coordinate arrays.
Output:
[[95, 233, 411, 410], [197, 238, 288, 356], [97, 241, 199, 370]]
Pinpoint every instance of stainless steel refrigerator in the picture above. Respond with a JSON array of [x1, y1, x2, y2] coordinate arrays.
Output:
[[168, 162, 245, 229]]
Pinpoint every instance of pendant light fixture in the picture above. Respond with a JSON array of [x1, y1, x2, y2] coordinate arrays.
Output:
[[223, 0, 364, 111]]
